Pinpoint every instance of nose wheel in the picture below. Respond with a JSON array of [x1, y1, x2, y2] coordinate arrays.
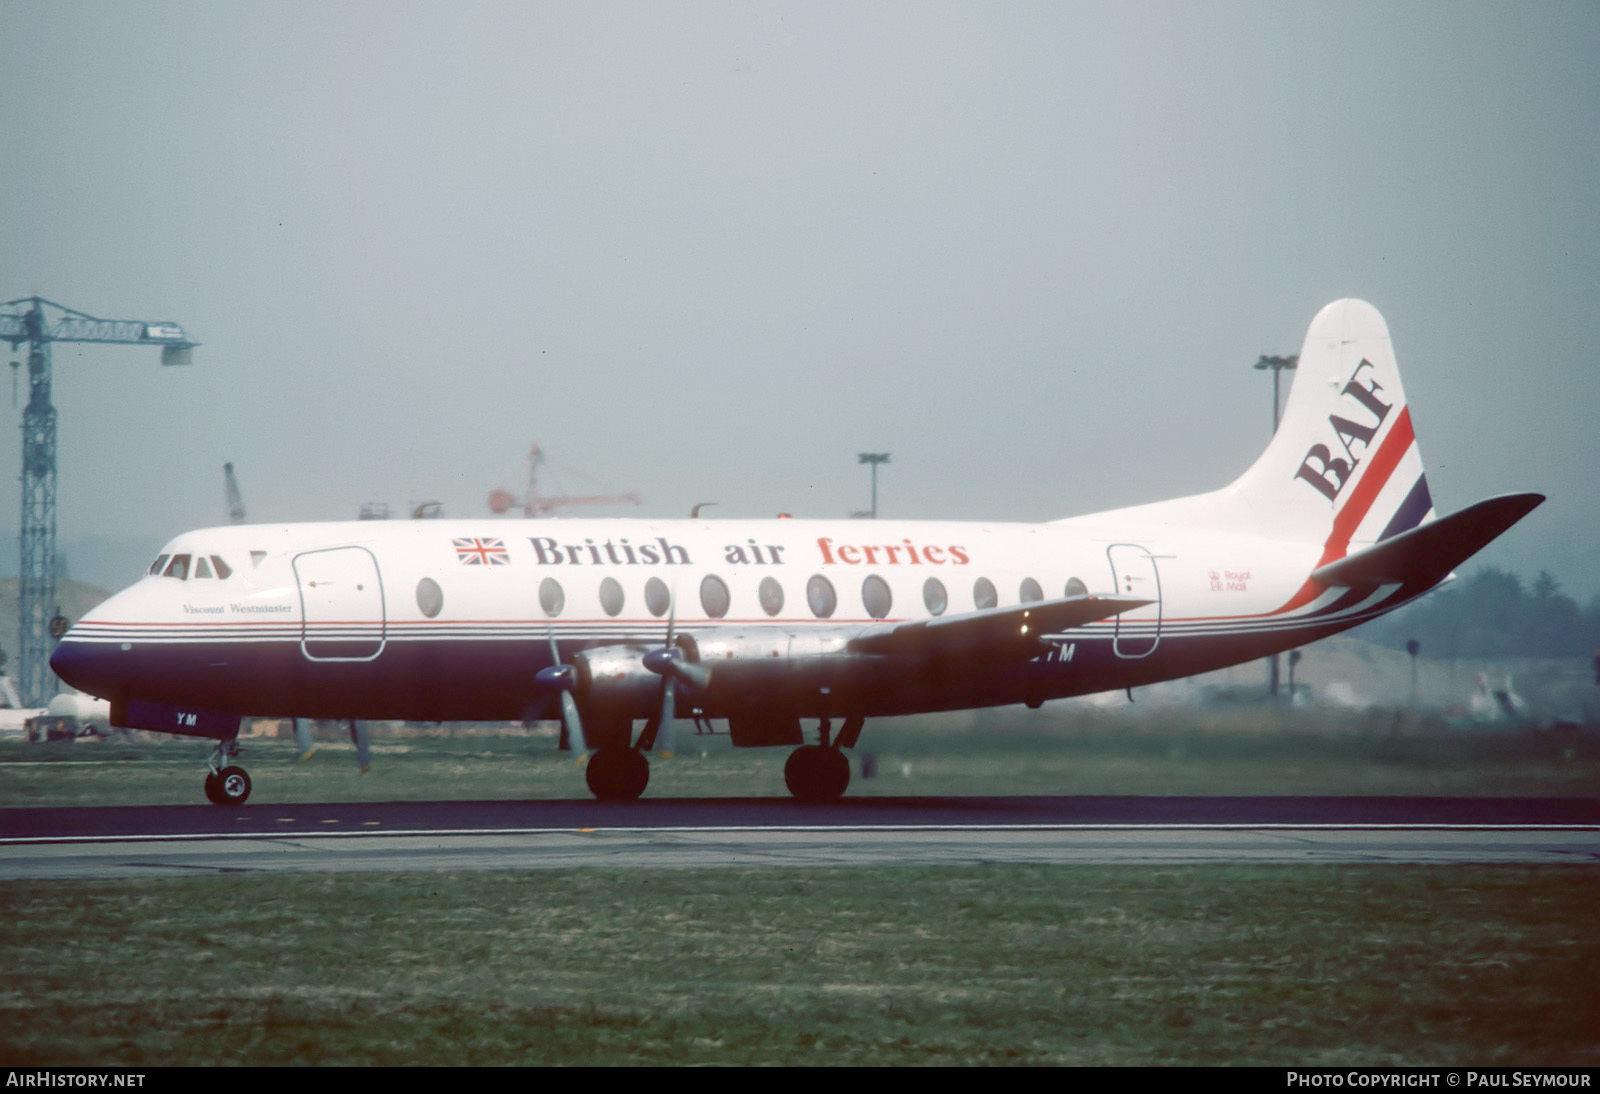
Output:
[[203, 765, 252, 806], [203, 739, 252, 806]]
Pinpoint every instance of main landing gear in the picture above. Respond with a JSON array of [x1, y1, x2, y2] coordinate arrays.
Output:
[[784, 745, 849, 802], [585, 745, 651, 801], [203, 739, 252, 806], [783, 715, 865, 803]]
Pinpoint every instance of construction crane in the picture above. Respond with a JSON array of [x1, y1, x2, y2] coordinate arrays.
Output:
[[487, 443, 641, 518], [0, 296, 198, 705], [224, 463, 246, 524]]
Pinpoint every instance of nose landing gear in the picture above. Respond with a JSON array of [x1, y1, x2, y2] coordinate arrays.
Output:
[[203, 740, 252, 806]]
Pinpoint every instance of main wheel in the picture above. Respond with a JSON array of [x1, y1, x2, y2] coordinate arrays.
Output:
[[784, 745, 850, 803], [204, 765, 252, 806], [585, 747, 650, 801]]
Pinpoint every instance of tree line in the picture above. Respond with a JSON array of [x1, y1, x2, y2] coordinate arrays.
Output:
[[1356, 567, 1600, 660]]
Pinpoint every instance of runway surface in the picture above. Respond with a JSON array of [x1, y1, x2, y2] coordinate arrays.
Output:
[[3, 796, 1598, 878]]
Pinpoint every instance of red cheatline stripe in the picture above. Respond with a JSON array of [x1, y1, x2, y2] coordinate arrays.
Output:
[[1270, 406, 1415, 616]]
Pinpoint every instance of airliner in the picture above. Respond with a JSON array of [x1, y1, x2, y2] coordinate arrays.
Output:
[[51, 300, 1542, 805]]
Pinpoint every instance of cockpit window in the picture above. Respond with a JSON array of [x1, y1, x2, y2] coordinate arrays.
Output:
[[155, 553, 232, 580]]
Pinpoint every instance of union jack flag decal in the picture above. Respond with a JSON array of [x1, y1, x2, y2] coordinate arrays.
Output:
[[453, 537, 510, 565]]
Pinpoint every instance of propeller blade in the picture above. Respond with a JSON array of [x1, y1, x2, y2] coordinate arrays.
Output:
[[349, 719, 373, 772], [655, 676, 676, 757], [541, 628, 588, 760], [559, 690, 588, 756], [292, 717, 315, 762], [671, 660, 711, 690]]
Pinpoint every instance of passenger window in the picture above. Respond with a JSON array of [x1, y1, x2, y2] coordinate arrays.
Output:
[[644, 577, 670, 618], [807, 574, 837, 619], [211, 556, 232, 580], [700, 574, 730, 619], [973, 577, 997, 610], [862, 575, 892, 619], [758, 576, 784, 616], [148, 554, 170, 577], [599, 577, 625, 617], [923, 577, 948, 616], [416, 577, 444, 618], [164, 554, 191, 581], [1019, 577, 1042, 603], [539, 577, 565, 617], [1065, 576, 1088, 598]]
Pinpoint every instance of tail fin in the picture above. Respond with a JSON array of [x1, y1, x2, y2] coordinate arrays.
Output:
[[1222, 299, 1433, 553], [1055, 299, 1543, 594], [1063, 300, 1433, 551]]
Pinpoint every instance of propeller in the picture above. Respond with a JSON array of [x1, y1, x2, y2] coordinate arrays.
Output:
[[535, 629, 588, 759], [291, 717, 371, 772], [349, 718, 372, 772], [292, 717, 315, 762], [641, 593, 710, 756]]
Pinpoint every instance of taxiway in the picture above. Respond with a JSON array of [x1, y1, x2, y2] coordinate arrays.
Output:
[[3, 796, 1596, 879]]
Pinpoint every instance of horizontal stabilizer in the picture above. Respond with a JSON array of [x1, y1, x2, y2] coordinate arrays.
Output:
[[848, 594, 1152, 659], [1311, 493, 1545, 589]]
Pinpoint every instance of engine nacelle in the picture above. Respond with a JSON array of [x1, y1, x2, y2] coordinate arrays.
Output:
[[572, 645, 664, 719], [676, 626, 879, 723], [691, 627, 852, 662]]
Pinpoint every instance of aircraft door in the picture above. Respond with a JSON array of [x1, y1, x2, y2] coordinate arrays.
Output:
[[1107, 544, 1161, 658], [294, 547, 386, 661]]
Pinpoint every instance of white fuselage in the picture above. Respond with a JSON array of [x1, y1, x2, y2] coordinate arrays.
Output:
[[52, 513, 1385, 732]]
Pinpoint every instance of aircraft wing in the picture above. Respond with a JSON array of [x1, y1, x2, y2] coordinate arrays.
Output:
[[1312, 492, 1545, 589], [846, 594, 1153, 659]]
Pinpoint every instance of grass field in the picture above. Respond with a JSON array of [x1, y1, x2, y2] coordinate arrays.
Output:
[[4, 712, 1597, 1066], [1, 865, 1596, 1066], [4, 706, 1600, 806]]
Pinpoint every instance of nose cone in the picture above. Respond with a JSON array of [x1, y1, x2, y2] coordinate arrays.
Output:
[[50, 589, 140, 701], [50, 629, 117, 699]]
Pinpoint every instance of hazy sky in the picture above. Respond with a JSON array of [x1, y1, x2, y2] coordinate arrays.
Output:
[[2, 2, 1596, 596]]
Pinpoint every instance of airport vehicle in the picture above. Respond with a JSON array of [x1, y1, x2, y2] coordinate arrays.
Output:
[[24, 691, 114, 741], [50, 300, 1542, 805], [0, 675, 47, 739]]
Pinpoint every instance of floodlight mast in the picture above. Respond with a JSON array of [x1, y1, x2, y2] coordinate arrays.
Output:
[[857, 452, 890, 519], [0, 296, 199, 705], [1252, 352, 1298, 702], [1253, 354, 1298, 434]]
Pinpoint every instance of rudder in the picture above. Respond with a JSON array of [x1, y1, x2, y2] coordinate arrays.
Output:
[[1226, 299, 1433, 556]]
